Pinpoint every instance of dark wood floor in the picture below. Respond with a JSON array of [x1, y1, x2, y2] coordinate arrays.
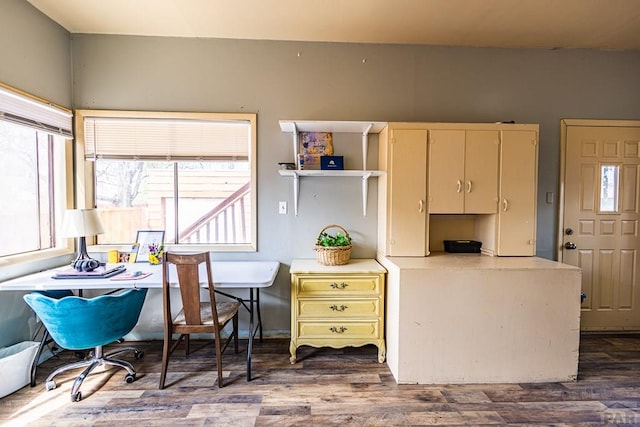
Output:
[[2, 334, 640, 426]]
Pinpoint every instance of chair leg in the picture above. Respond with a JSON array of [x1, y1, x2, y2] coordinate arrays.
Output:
[[214, 333, 224, 388], [69, 360, 100, 400], [102, 357, 136, 376], [159, 333, 172, 390], [233, 314, 239, 354], [44, 358, 94, 387], [105, 346, 143, 360]]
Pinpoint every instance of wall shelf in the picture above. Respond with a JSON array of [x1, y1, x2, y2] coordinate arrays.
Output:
[[278, 170, 384, 178], [279, 120, 387, 216]]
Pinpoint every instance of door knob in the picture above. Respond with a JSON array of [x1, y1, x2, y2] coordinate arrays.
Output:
[[564, 242, 577, 250]]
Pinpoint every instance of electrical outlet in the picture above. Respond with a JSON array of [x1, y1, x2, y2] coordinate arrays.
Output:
[[278, 201, 287, 214]]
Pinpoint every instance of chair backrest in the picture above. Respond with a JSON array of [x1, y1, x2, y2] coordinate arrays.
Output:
[[23, 288, 148, 350], [162, 251, 219, 328]]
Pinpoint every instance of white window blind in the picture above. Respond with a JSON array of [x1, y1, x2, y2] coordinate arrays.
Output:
[[0, 85, 73, 138], [83, 117, 251, 160]]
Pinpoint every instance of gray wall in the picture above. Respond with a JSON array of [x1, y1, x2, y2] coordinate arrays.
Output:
[[0, 0, 72, 347], [0, 0, 71, 107], [71, 34, 640, 336], [1, 0, 640, 342], [71, 35, 640, 261]]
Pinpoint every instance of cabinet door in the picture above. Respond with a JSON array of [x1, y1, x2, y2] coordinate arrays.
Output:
[[465, 130, 499, 213], [428, 130, 465, 213], [497, 130, 538, 255], [388, 129, 428, 256]]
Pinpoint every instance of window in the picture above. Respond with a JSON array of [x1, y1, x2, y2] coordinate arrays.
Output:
[[0, 84, 72, 261], [76, 110, 257, 252], [599, 164, 620, 213]]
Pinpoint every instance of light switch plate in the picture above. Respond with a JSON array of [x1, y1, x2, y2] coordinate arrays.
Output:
[[279, 201, 287, 214]]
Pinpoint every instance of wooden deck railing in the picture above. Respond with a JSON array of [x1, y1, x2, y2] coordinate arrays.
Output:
[[175, 182, 251, 244]]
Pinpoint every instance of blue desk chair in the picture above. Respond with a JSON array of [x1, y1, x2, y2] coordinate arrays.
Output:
[[23, 288, 148, 402]]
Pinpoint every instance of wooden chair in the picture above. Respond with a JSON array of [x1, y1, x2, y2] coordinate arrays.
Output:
[[159, 252, 240, 389]]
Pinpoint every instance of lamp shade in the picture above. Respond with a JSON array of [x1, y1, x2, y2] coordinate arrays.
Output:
[[59, 209, 105, 238]]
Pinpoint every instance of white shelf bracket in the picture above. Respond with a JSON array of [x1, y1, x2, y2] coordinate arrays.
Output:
[[292, 122, 300, 170], [293, 173, 300, 216], [362, 123, 373, 170], [362, 172, 373, 216]]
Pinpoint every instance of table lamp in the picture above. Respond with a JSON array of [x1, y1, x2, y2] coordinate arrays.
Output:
[[60, 208, 105, 271]]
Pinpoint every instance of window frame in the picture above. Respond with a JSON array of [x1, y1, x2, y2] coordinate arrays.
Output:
[[0, 84, 75, 270], [597, 162, 621, 214], [74, 109, 258, 254]]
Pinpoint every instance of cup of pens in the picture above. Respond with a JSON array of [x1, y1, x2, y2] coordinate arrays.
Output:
[[148, 243, 164, 265]]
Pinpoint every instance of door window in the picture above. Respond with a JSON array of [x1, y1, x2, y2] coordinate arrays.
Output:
[[599, 164, 619, 213]]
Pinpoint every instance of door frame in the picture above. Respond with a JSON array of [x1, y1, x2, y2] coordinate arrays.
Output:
[[558, 119, 640, 262]]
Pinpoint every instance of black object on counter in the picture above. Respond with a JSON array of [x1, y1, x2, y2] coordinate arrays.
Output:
[[443, 240, 482, 253]]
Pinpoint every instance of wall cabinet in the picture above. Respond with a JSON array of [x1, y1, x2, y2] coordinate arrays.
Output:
[[377, 126, 429, 256], [428, 129, 499, 214], [378, 122, 539, 257], [289, 259, 386, 364], [495, 130, 538, 255]]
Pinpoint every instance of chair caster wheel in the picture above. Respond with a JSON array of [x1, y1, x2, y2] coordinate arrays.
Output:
[[125, 373, 136, 383], [45, 380, 56, 391], [135, 350, 144, 360], [71, 391, 82, 402]]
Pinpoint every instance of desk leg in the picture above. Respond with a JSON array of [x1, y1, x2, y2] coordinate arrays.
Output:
[[257, 289, 263, 342], [30, 327, 49, 387], [246, 288, 254, 381]]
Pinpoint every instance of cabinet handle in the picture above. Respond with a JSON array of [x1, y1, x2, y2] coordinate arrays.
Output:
[[466, 180, 472, 193], [418, 200, 424, 213], [330, 304, 348, 312], [330, 326, 348, 334], [330, 282, 349, 289], [456, 180, 462, 193], [502, 198, 509, 212]]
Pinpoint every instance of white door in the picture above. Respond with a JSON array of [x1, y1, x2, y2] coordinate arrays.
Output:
[[561, 120, 640, 330]]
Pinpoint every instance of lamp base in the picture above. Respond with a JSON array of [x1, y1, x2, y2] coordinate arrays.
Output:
[[71, 237, 101, 272], [72, 257, 101, 272]]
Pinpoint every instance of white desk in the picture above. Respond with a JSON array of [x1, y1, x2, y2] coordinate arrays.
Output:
[[0, 261, 280, 382]]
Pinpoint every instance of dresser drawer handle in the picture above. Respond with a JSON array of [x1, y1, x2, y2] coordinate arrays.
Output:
[[330, 326, 347, 334], [330, 282, 349, 289], [330, 304, 348, 312]]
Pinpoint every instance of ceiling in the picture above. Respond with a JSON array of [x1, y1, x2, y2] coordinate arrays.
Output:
[[26, 0, 640, 51]]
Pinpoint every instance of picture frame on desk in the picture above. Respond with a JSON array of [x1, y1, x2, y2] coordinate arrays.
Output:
[[135, 230, 164, 263]]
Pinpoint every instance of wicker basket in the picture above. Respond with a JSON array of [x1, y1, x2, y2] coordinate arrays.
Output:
[[314, 224, 352, 266]]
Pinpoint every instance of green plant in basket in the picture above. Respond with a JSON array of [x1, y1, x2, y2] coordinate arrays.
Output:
[[315, 225, 352, 266], [316, 230, 352, 247]]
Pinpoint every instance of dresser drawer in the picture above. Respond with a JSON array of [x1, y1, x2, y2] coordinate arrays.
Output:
[[297, 298, 380, 318], [296, 320, 381, 339], [296, 275, 381, 297]]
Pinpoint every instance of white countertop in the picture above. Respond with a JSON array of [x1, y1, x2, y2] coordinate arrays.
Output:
[[377, 252, 580, 271]]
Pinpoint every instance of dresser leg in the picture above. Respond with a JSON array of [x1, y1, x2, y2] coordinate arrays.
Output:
[[289, 340, 297, 364], [377, 341, 386, 363]]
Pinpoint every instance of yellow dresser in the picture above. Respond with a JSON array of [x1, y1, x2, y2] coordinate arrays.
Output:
[[289, 259, 386, 363]]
